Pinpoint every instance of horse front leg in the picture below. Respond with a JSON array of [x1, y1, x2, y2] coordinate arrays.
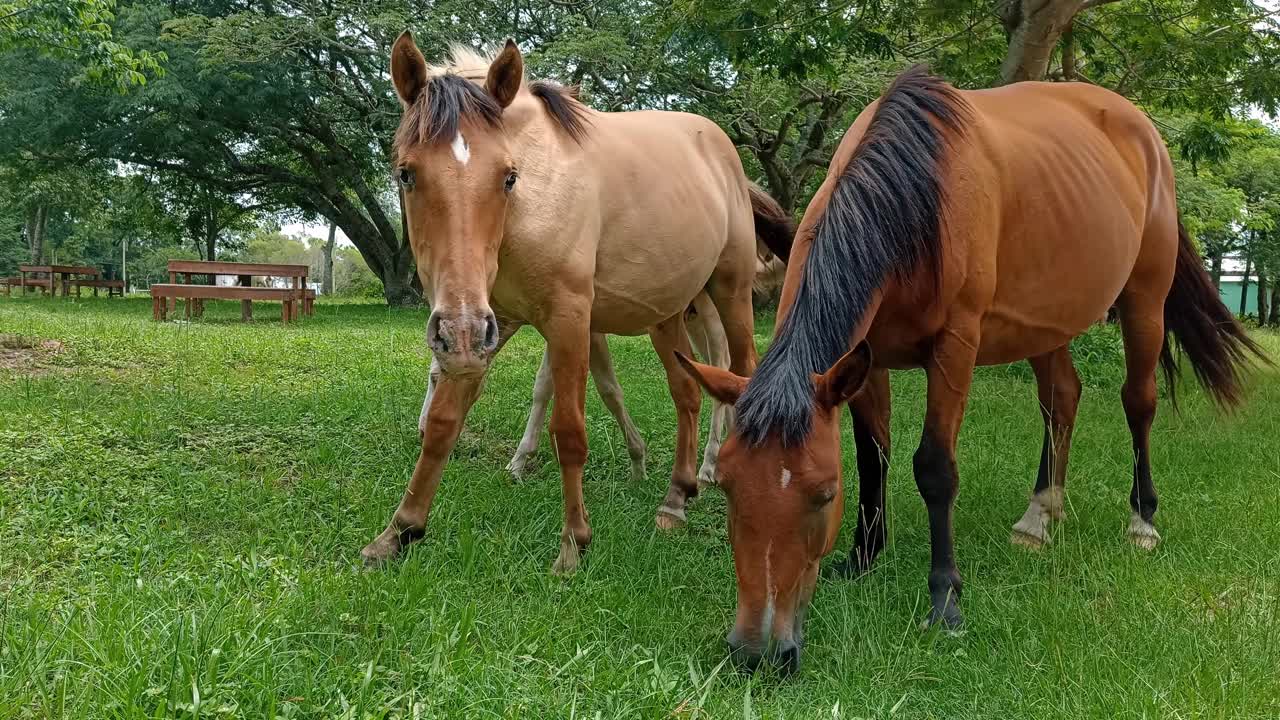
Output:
[[831, 368, 892, 578], [364, 371, 485, 565], [544, 307, 593, 575], [915, 322, 979, 630]]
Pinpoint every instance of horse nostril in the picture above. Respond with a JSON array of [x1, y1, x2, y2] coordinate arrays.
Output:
[[426, 311, 449, 354], [483, 311, 499, 352]]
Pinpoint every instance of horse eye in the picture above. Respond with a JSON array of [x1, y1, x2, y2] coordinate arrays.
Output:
[[814, 486, 837, 506], [398, 168, 415, 190], [504, 171, 518, 193]]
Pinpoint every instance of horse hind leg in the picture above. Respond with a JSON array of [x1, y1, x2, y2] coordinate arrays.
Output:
[[1116, 291, 1165, 550], [649, 313, 703, 530], [587, 333, 647, 483], [706, 223, 759, 379], [507, 347, 554, 480], [685, 293, 730, 487], [1011, 345, 1081, 549]]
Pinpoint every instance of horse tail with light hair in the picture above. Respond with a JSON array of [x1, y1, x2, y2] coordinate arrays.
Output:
[[748, 182, 794, 263], [1159, 219, 1271, 409]]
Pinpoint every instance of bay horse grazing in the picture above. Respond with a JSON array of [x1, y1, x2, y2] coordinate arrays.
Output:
[[364, 34, 793, 573], [678, 67, 1267, 674]]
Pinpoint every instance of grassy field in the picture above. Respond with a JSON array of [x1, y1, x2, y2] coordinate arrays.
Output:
[[2, 296, 1279, 719]]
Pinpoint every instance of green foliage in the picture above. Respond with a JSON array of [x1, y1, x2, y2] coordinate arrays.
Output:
[[1, 0, 1279, 302], [0, 0, 165, 91]]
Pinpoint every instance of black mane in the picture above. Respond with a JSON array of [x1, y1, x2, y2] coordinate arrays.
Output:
[[530, 81, 591, 143], [394, 73, 501, 157], [735, 66, 971, 447], [394, 74, 591, 160]]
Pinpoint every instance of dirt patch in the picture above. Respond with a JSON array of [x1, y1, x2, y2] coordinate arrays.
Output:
[[0, 334, 66, 376]]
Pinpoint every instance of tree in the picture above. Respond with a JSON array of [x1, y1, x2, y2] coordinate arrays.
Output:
[[0, 0, 166, 90]]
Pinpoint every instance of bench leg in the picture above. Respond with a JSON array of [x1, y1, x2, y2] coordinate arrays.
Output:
[[242, 300, 252, 322], [281, 300, 291, 324], [152, 296, 160, 321]]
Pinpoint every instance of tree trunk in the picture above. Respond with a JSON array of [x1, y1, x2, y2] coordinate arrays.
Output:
[[24, 206, 37, 261], [322, 222, 336, 295], [999, 0, 1080, 84], [1239, 255, 1252, 317], [1270, 282, 1280, 327], [1060, 21, 1078, 80], [1257, 272, 1270, 326], [1210, 251, 1223, 289], [26, 205, 48, 263], [205, 207, 217, 262]]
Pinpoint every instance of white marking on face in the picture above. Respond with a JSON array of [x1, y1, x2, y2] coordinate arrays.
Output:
[[779, 467, 792, 489], [451, 133, 470, 165]]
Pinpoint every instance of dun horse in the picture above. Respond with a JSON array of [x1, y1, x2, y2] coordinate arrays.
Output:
[[678, 68, 1267, 673], [364, 34, 792, 572]]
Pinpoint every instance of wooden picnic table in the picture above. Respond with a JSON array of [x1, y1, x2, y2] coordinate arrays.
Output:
[[18, 264, 100, 297], [152, 260, 311, 324]]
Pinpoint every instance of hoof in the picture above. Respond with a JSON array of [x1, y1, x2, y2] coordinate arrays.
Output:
[[1127, 513, 1161, 550], [360, 523, 424, 567], [827, 558, 864, 580], [551, 541, 582, 576], [629, 459, 647, 484], [1010, 490, 1061, 550], [506, 455, 530, 481], [655, 506, 687, 531], [922, 603, 965, 634], [1010, 529, 1047, 550], [696, 464, 718, 489]]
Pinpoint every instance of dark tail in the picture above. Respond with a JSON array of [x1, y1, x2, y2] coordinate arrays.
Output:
[[748, 182, 794, 263], [1159, 219, 1271, 409]]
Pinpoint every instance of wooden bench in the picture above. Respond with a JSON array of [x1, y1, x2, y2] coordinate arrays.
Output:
[[153, 260, 310, 324], [2, 276, 52, 295], [149, 284, 300, 324], [71, 279, 126, 298]]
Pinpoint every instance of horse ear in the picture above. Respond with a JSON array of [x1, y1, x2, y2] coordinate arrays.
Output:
[[486, 39, 524, 109], [391, 31, 429, 107], [675, 352, 747, 405], [815, 341, 873, 409]]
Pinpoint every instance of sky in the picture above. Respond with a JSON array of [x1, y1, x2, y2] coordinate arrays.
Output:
[[282, 221, 354, 248]]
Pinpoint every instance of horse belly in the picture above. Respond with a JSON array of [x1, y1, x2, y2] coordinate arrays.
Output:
[[977, 230, 1139, 365], [588, 249, 720, 335]]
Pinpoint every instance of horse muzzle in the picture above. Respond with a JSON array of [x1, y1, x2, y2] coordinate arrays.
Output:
[[426, 306, 499, 376]]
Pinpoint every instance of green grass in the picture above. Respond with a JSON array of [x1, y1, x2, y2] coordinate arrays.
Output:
[[2, 296, 1279, 719]]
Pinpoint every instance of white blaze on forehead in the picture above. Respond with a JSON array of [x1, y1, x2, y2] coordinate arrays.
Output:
[[451, 133, 470, 165], [779, 467, 792, 489]]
